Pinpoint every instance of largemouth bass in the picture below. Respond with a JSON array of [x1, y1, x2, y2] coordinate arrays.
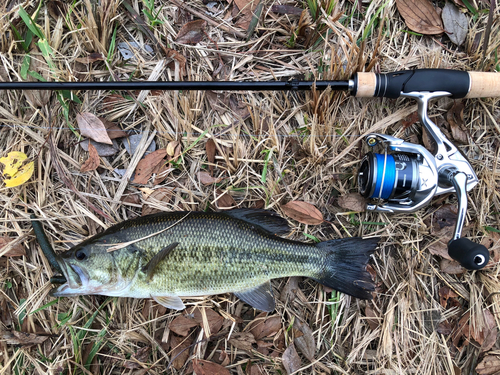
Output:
[[49, 209, 379, 311]]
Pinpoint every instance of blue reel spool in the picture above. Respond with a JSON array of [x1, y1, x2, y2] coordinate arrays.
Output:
[[358, 152, 417, 201]]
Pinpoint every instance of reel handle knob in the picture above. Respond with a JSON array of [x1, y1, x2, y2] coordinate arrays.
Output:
[[448, 238, 489, 270]]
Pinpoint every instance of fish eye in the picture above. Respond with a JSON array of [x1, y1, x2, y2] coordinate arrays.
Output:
[[75, 248, 88, 261]]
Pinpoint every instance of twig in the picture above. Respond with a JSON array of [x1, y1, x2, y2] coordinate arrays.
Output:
[[480, 0, 496, 70]]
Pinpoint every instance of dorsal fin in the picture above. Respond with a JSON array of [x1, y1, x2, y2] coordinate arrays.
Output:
[[223, 209, 289, 235], [142, 242, 179, 282]]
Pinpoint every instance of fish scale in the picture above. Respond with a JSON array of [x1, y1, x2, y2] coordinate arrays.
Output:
[[51, 209, 379, 311]]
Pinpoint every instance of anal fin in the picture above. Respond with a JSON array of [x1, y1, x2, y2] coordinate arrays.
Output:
[[234, 281, 275, 312], [152, 295, 185, 310]]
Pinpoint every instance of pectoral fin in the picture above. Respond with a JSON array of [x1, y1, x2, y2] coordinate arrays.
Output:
[[234, 281, 275, 312], [152, 295, 185, 310], [142, 242, 179, 282]]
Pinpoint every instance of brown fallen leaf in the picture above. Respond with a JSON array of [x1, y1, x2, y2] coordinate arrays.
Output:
[[47, 0, 66, 18], [142, 188, 173, 216], [166, 48, 187, 76], [481, 232, 500, 268], [76, 113, 113, 145], [198, 171, 223, 185], [206, 138, 217, 175], [281, 201, 324, 225], [75, 53, 105, 64], [123, 346, 151, 369], [438, 286, 459, 308], [396, 0, 444, 35], [228, 331, 256, 351], [282, 344, 301, 375], [206, 91, 230, 114], [229, 94, 251, 119], [293, 319, 315, 362], [446, 101, 468, 144], [248, 313, 281, 340], [337, 193, 367, 212], [430, 205, 458, 236], [1, 330, 49, 346], [133, 149, 168, 184], [169, 334, 193, 370], [176, 19, 207, 44], [99, 117, 128, 139], [476, 355, 500, 375], [192, 359, 230, 375], [0, 236, 26, 257], [233, 0, 260, 31], [169, 314, 199, 336], [365, 305, 380, 330], [402, 111, 420, 130], [440, 259, 466, 274], [279, 276, 300, 303], [80, 143, 100, 173], [216, 189, 237, 209], [436, 320, 453, 335], [476, 309, 498, 352], [152, 160, 170, 185], [428, 238, 454, 260], [166, 141, 180, 158], [103, 94, 126, 111], [442, 1, 468, 46], [271, 4, 303, 15]]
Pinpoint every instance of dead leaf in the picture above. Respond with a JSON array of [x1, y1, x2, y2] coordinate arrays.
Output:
[[142, 188, 173, 216], [1, 330, 49, 346], [176, 20, 207, 44], [228, 331, 256, 351], [99, 117, 128, 139], [206, 91, 230, 114], [103, 94, 126, 110], [440, 259, 466, 274], [428, 238, 454, 260], [446, 101, 468, 144], [233, 0, 260, 30], [133, 150, 168, 184], [206, 138, 216, 175], [167, 141, 180, 157], [442, 1, 468, 46], [219, 350, 230, 366], [282, 344, 301, 375], [75, 53, 105, 64], [476, 355, 500, 375], [0, 236, 26, 257], [481, 232, 500, 267], [198, 171, 223, 185], [192, 359, 230, 375], [229, 95, 251, 119], [293, 319, 315, 361], [281, 201, 324, 225], [431, 205, 458, 236], [166, 48, 187, 76], [396, 0, 444, 35], [279, 276, 300, 303], [169, 334, 193, 370], [47, 0, 66, 18], [337, 193, 367, 212], [439, 286, 459, 308], [123, 346, 151, 369], [248, 313, 281, 340], [80, 139, 119, 157], [169, 314, 199, 336], [365, 305, 380, 330], [271, 4, 303, 15], [216, 189, 236, 209], [476, 309, 498, 352], [191, 307, 225, 337], [80, 143, 100, 173], [436, 320, 453, 335], [76, 113, 113, 145], [402, 111, 420, 130]]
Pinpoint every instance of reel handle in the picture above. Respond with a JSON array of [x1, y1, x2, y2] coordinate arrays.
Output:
[[444, 170, 489, 270]]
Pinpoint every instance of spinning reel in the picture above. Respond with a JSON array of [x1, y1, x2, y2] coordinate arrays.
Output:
[[357, 91, 489, 270]]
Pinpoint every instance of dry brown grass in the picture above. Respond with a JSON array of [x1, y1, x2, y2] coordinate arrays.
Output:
[[0, 0, 499, 374]]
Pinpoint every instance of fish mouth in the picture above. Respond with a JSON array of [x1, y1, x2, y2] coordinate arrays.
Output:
[[49, 260, 90, 297]]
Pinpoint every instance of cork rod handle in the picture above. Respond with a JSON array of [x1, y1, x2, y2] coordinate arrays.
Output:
[[466, 72, 500, 98]]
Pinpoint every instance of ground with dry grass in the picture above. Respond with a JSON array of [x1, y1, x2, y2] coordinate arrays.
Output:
[[0, 0, 499, 374]]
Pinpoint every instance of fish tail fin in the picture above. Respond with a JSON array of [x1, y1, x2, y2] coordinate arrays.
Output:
[[314, 237, 379, 299]]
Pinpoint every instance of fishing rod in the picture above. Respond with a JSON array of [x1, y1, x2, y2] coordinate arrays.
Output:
[[16, 68, 500, 270]]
